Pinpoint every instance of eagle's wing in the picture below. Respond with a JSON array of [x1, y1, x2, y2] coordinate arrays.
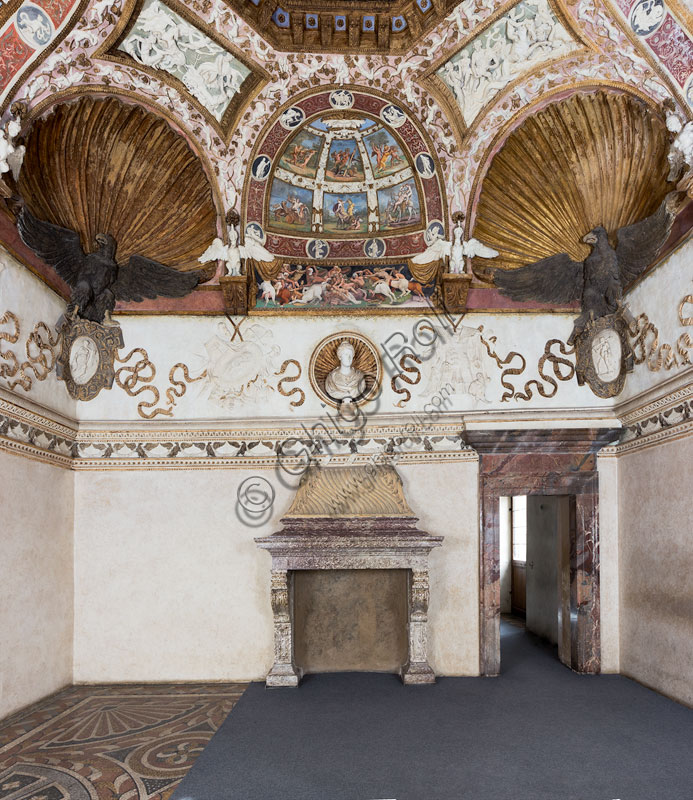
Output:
[[615, 193, 679, 286], [114, 255, 201, 303], [198, 238, 229, 263], [463, 238, 499, 259], [17, 206, 86, 287], [492, 252, 583, 304]]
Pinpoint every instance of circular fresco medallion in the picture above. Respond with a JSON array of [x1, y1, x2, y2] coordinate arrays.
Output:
[[279, 106, 305, 130], [380, 104, 407, 128], [630, 0, 665, 35], [16, 4, 54, 48], [415, 153, 436, 179], [251, 155, 272, 181], [424, 219, 445, 245], [364, 238, 386, 258], [245, 222, 266, 244], [329, 89, 354, 109], [306, 239, 330, 259]]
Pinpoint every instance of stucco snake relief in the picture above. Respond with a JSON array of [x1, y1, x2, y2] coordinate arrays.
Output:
[[0, 310, 307, 418], [629, 290, 693, 369], [0, 310, 61, 391], [2, 0, 687, 230]]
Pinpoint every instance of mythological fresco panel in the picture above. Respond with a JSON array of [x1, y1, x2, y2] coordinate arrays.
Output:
[[245, 88, 445, 261]]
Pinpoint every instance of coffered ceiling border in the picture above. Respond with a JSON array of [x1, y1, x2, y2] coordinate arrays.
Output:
[[220, 0, 460, 54]]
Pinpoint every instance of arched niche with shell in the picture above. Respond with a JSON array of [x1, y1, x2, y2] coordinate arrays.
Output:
[[469, 90, 671, 286], [18, 96, 218, 283]]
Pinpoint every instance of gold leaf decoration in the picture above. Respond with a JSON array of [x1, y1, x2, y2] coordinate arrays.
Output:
[[283, 465, 415, 518], [472, 91, 670, 274], [19, 97, 217, 271]]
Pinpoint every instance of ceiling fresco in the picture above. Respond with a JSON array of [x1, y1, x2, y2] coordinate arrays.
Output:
[[244, 88, 445, 260], [0, 0, 692, 315]]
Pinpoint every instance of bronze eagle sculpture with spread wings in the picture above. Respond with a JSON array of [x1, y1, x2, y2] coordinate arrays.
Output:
[[490, 192, 682, 344], [17, 205, 204, 325]]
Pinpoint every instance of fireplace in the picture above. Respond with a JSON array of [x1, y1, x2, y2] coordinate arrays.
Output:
[[255, 465, 443, 686]]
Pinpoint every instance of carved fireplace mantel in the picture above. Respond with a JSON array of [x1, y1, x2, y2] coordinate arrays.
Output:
[[255, 465, 443, 687]]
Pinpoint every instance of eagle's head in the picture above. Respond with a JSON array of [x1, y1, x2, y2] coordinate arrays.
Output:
[[94, 233, 116, 258], [582, 227, 608, 247]]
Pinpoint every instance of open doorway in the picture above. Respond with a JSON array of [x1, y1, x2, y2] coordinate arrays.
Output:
[[499, 495, 571, 669], [470, 428, 610, 677]]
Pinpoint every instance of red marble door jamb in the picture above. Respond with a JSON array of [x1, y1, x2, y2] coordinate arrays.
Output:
[[466, 429, 619, 677]]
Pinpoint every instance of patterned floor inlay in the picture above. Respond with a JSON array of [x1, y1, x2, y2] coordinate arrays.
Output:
[[0, 683, 247, 800]]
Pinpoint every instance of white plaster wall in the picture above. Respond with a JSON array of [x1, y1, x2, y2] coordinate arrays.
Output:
[[597, 450, 620, 673], [0, 247, 75, 419], [618, 434, 693, 706], [399, 459, 480, 676], [621, 238, 693, 403], [73, 459, 479, 681], [0, 451, 73, 719], [77, 309, 610, 424]]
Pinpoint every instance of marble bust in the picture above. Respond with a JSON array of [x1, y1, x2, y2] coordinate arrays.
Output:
[[324, 341, 366, 404]]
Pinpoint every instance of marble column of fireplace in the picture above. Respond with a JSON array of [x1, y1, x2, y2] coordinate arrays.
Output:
[[255, 465, 443, 687]]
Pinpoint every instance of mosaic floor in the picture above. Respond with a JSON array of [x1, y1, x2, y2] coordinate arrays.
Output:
[[0, 683, 246, 800]]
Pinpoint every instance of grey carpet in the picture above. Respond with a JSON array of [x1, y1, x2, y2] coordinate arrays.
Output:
[[172, 622, 693, 800]]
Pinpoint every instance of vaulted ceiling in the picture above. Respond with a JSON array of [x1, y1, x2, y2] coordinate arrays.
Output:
[[1, 0, 692, 313]]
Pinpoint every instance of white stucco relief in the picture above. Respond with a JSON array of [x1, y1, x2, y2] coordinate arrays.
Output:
[[438, 0, 578, 126], [420, 324, 492, 404], [4, 0, 680, 236], [200, 321, 282, 411], [119, 0, 250, 121]]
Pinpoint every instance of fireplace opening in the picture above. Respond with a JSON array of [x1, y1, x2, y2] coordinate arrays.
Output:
[[293, 569, 409, 675]]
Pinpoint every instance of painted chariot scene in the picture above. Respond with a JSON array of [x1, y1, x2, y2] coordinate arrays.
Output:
[[378, 179, 421, 229], [322, 192, 368, 234], [268, 179, 312, 233], [254, 263, 435, 311]]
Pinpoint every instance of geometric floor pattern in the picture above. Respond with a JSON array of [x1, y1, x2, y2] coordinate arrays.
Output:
[[0, 683, 246, 800]]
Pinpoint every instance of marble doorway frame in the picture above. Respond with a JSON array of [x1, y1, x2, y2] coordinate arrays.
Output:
[[467, 429, 618, 677]]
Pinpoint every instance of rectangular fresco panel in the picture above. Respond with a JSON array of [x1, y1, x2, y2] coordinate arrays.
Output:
[[268, 179, 313, 233], [326, 139, 365, 181], [322, 192, 368, 235], [377, 179, 421, 230], [279, 131, 323, 178], [254, 263, 436, 311], [364, 129, 406, 178]]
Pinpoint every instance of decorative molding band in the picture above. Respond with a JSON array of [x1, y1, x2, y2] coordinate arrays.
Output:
[[4, 379, 690, 468], [0, 402, 475, 470], [614, 397, 693, 455], [616, 374, 693, 426], [0, 396, 76, 467]]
